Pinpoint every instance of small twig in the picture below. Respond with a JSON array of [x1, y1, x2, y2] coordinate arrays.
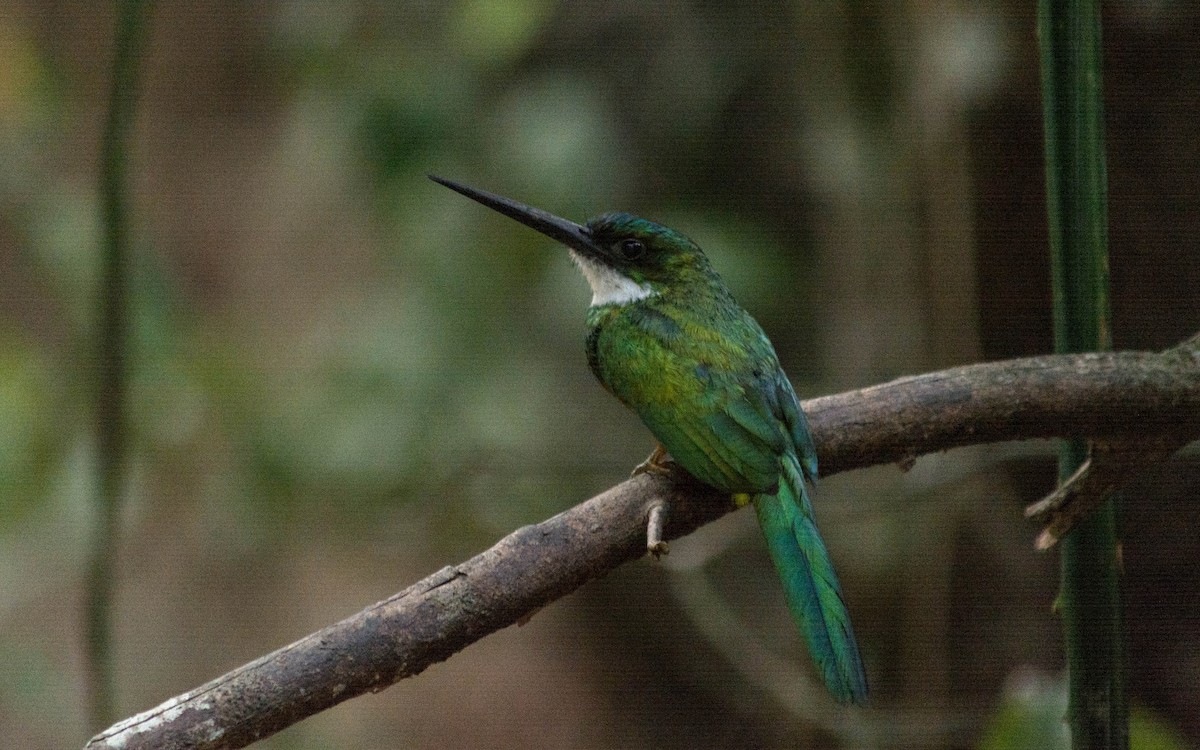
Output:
[[1026, 436, 1187, 549], [646, 500, 670, 558]]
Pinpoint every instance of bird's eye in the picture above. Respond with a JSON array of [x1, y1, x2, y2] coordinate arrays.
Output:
[[618, 238, 646, 260]]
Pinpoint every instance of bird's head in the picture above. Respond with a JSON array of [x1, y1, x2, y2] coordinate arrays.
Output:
[[431, 176, 716, 307]]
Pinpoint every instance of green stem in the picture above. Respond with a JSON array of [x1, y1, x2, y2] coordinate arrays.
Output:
[[1038, 2, 1127, 749], [90, 0, 152, 729]]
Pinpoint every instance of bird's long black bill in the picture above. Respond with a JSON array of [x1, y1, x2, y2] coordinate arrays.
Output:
[[429, 175, 598, 255]]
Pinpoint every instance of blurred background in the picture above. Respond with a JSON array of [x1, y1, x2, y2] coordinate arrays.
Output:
[[2, 2, 1199, 748]]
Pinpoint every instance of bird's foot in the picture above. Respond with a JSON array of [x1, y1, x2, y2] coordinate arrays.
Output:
[[646, 500, 669, 558], [632, 444, 673, 478]]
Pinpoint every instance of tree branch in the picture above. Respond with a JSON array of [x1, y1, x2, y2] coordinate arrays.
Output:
[[85, 340, 1200, 750]]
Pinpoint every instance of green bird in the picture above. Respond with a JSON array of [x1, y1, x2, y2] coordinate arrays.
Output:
[[431, 176, 867, 705]]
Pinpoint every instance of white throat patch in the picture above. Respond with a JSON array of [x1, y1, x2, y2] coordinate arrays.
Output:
[[569, 251, 655, 307]]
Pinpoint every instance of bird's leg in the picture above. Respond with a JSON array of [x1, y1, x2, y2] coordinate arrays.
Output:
[[631, 443, 672, 478], [633, 443, 674, 557]]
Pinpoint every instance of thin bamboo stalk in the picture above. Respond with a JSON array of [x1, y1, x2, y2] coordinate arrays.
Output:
[[90, 0, 152, 729], [1038, 2, 1127, 748]]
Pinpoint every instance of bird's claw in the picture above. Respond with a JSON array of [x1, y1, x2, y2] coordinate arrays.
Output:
[[632, 444, 673, 478]]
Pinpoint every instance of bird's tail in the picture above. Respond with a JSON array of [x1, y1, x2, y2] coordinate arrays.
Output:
[[753, 454, 867, 705]]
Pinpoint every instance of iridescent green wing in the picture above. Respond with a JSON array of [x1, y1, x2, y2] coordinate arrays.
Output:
[[767, 370, 819, 484], [706, 309, 819, 486]]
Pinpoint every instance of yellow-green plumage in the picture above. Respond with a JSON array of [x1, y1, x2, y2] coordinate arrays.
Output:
[[431, 178, 867, 705]]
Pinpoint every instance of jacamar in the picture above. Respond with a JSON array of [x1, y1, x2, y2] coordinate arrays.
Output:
[[431, 176, 867, 705]]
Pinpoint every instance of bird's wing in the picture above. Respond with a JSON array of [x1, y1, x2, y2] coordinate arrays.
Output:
[[634, 368, 784, 494], [698, 364, 822, 492], [766, 371, 820, 484], [722, 308, 819, 483], [701, 309, 819, 486]]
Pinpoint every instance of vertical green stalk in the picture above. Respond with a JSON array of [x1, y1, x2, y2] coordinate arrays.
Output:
[[1038, 2, 1126, 749], [90, 0, 151, 728]]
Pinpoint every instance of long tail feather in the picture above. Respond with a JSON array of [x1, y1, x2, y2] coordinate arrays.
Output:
[[753, 455, 867, 705]]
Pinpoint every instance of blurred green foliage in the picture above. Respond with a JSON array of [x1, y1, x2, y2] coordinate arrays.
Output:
[[978, 672, 1188, 750], [0, 2, 1197, 749], [0, 331, 55, 518]]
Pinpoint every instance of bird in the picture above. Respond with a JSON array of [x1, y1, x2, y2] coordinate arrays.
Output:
[[430, 175, 867, 705]]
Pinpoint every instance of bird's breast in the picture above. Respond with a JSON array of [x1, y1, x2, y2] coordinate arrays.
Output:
[[586, 302, 723, 407]]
